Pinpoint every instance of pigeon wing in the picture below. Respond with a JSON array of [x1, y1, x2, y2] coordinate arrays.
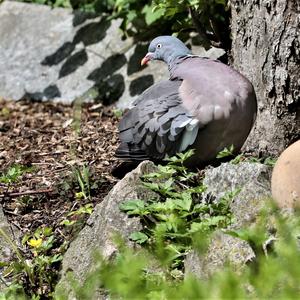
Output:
[[116, 80, 203, 160]]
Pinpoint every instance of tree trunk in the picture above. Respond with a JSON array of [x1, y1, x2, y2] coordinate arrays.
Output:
[[231, 0, 300, 156]]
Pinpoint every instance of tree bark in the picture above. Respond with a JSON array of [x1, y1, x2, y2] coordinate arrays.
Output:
[[231, 0, 300, 156]]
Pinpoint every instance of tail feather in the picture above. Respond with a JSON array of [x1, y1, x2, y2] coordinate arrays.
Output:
[[115, 143, 150, 161]]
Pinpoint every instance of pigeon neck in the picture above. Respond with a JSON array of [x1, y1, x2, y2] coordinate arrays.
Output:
[[167, 55, 189, 76]]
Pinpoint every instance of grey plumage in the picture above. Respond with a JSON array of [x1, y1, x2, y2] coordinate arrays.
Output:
[[115, 36, 257, 166]]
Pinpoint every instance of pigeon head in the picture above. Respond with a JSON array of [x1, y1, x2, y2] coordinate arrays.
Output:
[[141, 36, 192, 67]]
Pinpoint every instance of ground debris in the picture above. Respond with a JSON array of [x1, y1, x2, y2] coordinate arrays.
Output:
[[0, 98, 119, 243]]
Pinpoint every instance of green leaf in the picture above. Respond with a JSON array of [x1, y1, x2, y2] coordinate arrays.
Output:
[[60, 219, 76, 226], [142, 182, 160, 191], [126, 10, 137, 22], [216, 145, 235, 159], [50, 254, 63, 263], [171, 192, 192, 211], [225, 228, 251, 241], [119, 199, 145, 215], [0, 164, 33, 183], [160, 178, 175, 192], [189, 216, 229, 234], [148, 201, 169, 212], [177, 149, 195, 161], [43, 227, 53, 237], [230, 154, 243, 164], [263, 157, 277, 166], [129, 232, 149, 244], [188, 184, 207, 194], [142, 4, 164, 25], [189, 222, 208, 233], [68, 203, 93, 216]]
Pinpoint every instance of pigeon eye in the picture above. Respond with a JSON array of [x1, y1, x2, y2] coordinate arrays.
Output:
[[156, 43, 162, 49]]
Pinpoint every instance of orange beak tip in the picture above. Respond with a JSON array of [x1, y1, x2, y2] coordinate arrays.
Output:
[[141, 57, 149, 66], [141, 52, 154, 66]]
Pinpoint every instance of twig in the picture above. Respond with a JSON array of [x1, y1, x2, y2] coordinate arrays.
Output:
[[11, 221, 23, 231], [38, 150, 67, 156], [0, 188, 53, 199], [3, 210, 19, 216]]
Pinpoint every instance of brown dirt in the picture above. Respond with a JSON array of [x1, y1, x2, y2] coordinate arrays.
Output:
[[0, 98, 120, 248]]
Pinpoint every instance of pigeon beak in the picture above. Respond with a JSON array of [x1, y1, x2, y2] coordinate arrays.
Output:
[[141, 52, 154, 66]]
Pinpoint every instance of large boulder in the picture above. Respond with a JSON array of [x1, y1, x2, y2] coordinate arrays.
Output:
[[185, 162, 272, 279], [0, 1, 132, 103], [0, 1, 224, 108], [55, 161, 158, 299]]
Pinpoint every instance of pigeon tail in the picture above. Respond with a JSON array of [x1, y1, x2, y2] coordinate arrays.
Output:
[[115, 143, 149, 161]]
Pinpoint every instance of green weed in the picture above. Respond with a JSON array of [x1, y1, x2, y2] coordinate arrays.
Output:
[[0, 226, 62, 299], [74, 165, 91, 200], [0, 165, 33, 184], [217, 145, 277, 166], [56, 202, 300, 300], [120, 149, 233, 271]]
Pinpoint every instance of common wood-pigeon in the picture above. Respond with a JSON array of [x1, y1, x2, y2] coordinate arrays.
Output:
[[115, 36, 257, 166]]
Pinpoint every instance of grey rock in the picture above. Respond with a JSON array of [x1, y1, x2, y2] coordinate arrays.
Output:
[[185, 232, 254, 279], [55, 161, 158, 299], [203, 162, 271, 227], [0, 1, 131, 103], [0, 206, 20, 290], [0, 1, 225, 107], [185, 162, 272, 279]]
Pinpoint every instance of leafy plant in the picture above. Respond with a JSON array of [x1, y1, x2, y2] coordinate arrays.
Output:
[[24, 0, 230, 49], [55, 201, 300, 300], [0, 165, 33, 184], [216, 144, 243, 164], [0, 283, 27, 300], [120, 149, 233, 271], [246, 156, 277, 167], [112, 108, 123, 118], [74, 165, 91, 200], [0, 106, 10, 118], [216, 145, 277, 166], [60, 203, 94, 227], [57, 163, 101, 201], [153, 0, 230, 46], [0, 226, 62, 299]]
